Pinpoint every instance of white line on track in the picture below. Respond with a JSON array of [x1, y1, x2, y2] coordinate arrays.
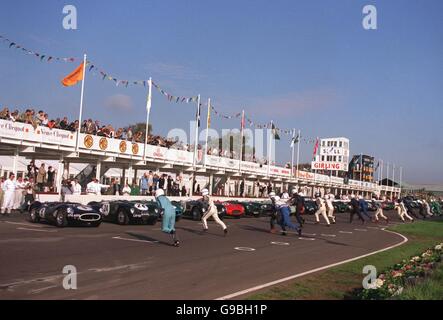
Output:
[[320, 234, 336, 237], [234, 247, 256, 252], [301, 233, 316, 236], [339, 231, 353, 234], [112, 236, 159, 244], [271, 242, 290, 246], [298, 237, 315, 241], [216, 229, 408, 300], [17, 227, 57, 233], [354, 228, 368, 232]]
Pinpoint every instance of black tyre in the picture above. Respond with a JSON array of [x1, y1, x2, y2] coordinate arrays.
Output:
[[175, 216, 182, 222], [192, 207, 201, 221], [55, 210, 68, 228], [117, 211, 129, 225], [90, 222, 101, 228], [29, 208, 40, 223]]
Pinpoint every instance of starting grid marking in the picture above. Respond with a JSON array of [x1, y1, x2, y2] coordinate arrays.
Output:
[[339, 231, 353, 234], [234, 247, 256, 252], [271, 241, 290, 246], [354, 228, 368, 232], [298, 237, 315, 241]]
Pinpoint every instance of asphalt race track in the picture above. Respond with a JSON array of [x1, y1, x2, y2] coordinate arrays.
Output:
[[0, 210, 408, 300]]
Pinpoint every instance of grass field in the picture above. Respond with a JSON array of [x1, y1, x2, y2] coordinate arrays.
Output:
[[248, 218, 443, 300]]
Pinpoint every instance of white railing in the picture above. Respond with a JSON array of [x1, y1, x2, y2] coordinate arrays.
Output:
[[0, 119, 400, 194]]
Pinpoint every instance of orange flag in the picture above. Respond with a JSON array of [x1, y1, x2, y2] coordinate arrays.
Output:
[[61, 62, 84, 87]]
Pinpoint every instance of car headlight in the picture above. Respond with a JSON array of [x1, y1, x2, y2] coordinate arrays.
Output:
[[154, 208, 159, 213], [67, 207, 74, 214], [130, 208, 135, 214]]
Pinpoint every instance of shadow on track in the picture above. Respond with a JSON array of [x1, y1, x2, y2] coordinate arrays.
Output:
[[125, 232, 171, 247]]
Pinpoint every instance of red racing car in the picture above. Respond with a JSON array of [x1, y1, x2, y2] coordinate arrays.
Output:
[[215, 201, 245, 218]]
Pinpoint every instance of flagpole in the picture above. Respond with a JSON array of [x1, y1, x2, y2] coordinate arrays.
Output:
[[192, 94, 201, 168], [392, 163, 395, 188], [386, 162, 390, 196], [204, 98, 211, 168], [75, 53, 87, 153], [377, 158, 380, 183], [291, 129, 295, 178], [360, 153, 363, 183], [239, 110, 245, 172], [143, 77, 152, 160], [296, 129, 301, 179], [267, 120, 273, 177], [399, 166, 403, 198], [380, 159, 384, 184]]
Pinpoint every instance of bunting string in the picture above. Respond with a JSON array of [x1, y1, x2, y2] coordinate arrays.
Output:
[[151, 81, 199, 104], [2, 34, 318, 143], [0, 34, 78, 63]]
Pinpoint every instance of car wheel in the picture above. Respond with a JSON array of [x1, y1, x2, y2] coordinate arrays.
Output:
[[91, 222, 101, 228], [117, 211, 129, 225], [192, 207, 201, 221], [175, 216, 182, 222], [55, 210, 68, 228], [29, 208, 40, 223], [146, 218, 157, 226]]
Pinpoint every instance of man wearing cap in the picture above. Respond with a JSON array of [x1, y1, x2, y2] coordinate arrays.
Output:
[[200, 188, 227, 235], [350, 194, 366, 224], [372, 197, 388, 223], [1, 173, 17, 216], [278, 193, 302, 236], [289, 189, 305, 227], [326, 194, 336, 224], [155, 188, 179, 247], [314, 193, 331, 226], [268, 192, 279, 233]]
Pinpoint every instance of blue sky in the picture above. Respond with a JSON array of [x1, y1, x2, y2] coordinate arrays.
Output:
[[0, 0, 442, 184]]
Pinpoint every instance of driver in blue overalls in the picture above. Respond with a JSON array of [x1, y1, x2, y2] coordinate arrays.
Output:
[[155, 188, 179, 247]]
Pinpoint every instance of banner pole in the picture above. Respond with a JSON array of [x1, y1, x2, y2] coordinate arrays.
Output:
[[75, 53, 87, 154], [204, 98, 211, 167], [143, 77, 152, 160]]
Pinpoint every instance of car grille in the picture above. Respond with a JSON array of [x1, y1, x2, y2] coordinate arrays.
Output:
[[79, 213, 101, 222]]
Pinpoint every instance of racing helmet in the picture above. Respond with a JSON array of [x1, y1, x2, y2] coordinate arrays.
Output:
[[155, 188, 165, 198], [201, 188, 209, 196], [268, 192, 276, 199]]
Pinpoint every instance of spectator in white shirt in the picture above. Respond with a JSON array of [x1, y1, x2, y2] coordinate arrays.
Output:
[[1, 173, 17, 215], [71, 179, 82, 195], [86, 178, 109, 195], [122, 184, 131, 196]]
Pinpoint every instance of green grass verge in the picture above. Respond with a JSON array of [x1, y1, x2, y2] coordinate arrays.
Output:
[[247, 218, 443, 300]]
